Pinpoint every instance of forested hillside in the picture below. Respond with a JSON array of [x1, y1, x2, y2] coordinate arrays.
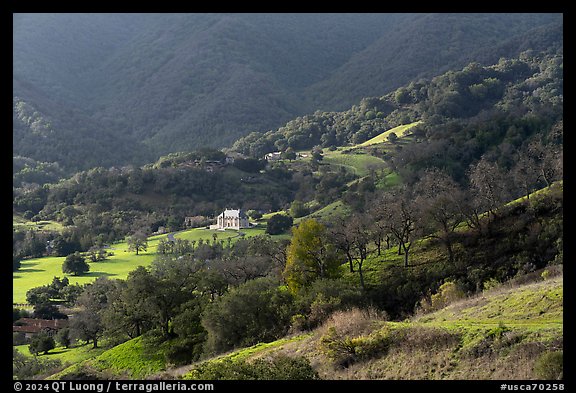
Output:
[[13, 13, 561, 175]]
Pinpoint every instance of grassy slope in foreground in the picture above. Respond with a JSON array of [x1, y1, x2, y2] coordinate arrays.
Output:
[[47, 336, 166, 380], [181, 273, 562, 380]]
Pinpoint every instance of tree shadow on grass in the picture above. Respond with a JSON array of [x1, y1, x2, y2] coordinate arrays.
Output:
[[76, 271, 118, 278], [43, 348, 69, 356], [69, 272, 118, 278]]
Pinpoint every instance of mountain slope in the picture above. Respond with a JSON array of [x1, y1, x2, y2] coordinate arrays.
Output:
[[13, 13, 561, 173], [305, 13, 563, 110]]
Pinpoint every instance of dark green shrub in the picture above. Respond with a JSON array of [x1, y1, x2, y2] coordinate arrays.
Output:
[[164, 337, 204, 366], [265, 213, 293, 235], [186, 355, 320, 380], [202, 277, 295, 354], [29, 333, 55, 356], [534, 351, 563, 380]]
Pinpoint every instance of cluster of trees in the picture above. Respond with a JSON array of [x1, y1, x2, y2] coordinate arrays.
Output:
[[20, 236, 288, 364], [12, 161, 293, 256], [285, 147, 562, 297], [24, 276, 82, 320], [13, 147, 358, 264], [12, 225, 111, 274]]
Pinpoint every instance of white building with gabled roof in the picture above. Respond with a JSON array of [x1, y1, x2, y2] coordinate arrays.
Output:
[[210, 208, 249, 230]]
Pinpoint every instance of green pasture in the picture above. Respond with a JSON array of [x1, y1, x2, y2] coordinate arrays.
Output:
[[13, 226, 270, 304], [356, 121, 421, 147], [13, 239, 161, 304], [14, 343, 107, 365], [295, 200, 352, 224], [13, 214, 65, 233], [47, 335, 167, 380], [322, 150, 386, 177]]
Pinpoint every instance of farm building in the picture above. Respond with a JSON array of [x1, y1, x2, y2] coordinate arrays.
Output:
[[13, 318, 68, 339]]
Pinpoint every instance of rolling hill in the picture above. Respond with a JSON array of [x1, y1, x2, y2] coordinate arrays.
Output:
[[12, 13, 563, 381]]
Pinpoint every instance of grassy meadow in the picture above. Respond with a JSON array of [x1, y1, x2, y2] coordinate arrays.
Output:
[[14, 343, 107, 365], [321, 150, 386, 177], [13, 215, 65, 233], [13, 226, 269, 304], [356, 121, 421, 147]]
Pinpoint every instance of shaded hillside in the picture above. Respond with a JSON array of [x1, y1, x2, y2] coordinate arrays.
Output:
[[306, 13, 562, 110], [13, 44, 563, 259], [13, 79, 152, 173], [13, 13, 561, 173], [231, 44, 563, 185]]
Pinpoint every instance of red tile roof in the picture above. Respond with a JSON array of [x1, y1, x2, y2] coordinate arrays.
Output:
[[13, 318, 68, 334]]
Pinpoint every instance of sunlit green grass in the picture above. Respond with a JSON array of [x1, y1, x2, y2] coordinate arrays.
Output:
[[322, 150, 386, 177], [47, 335, 166, 380], [13, 226, 275, 304], [13, 214, 65, 233], [14, 343, 107, 364], [13, 240, 159, 304], [414, 276, 563, 327], [356, 121, 422, 147]]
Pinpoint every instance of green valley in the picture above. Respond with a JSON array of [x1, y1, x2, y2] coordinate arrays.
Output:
[[12, 13, 562, 382]]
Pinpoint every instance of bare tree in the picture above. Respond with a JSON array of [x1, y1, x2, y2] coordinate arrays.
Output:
[[527, 139, 563, 189], [328, 214, 373, 289], [414, 169, 465, 264], [511, 148, 540, 201], [374, 186, 419, 268], [328, 216, 356, 273], [468, 155, 510, 221]]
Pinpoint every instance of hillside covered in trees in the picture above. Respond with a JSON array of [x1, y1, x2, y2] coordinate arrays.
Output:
[[13, 13, 561, 176], [13, 41, 562, 270]]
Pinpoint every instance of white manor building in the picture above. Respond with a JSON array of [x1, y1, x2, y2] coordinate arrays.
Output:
[[210, 208, 250, 230]]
